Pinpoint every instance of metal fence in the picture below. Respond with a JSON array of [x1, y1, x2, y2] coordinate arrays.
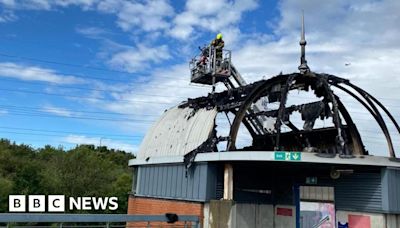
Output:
[[0, 214, 200, 228]]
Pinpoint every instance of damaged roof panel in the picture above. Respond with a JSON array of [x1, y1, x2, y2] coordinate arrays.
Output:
[[137, 106, 217, 159]]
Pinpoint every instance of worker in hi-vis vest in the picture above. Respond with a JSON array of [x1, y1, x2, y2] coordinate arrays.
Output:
[[211, 33, 225, 63]]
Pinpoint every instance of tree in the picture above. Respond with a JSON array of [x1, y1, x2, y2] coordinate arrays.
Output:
[[0, 139, 135, 213]]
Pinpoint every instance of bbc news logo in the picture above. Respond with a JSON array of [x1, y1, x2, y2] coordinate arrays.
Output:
[[9, 195, 118, 212]]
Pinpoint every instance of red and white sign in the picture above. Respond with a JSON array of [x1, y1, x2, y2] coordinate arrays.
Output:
[[348, 214, 371, 228], [276, 207, 293, 216]]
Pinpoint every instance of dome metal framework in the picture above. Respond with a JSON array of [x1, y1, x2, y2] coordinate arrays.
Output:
[[180, 72, 400, 162], [138, 13, 399, 169], [180, 13, 400, 165]]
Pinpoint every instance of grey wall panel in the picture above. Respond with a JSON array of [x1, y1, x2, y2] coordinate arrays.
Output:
[[149, 165, 155, 195], [132, 167, 140, 194], [176, 165, 182, 197], [193, 165, 201, 199], [199, 165, 208, 200], [172, 165, 178, 198], [388, 168, 400, 212], [138, 167, 143, 193], [181, 167, 188, 196], [335, 172, 383, 212], [135, 162, 217, 202], [161, 166, 167, 196], [166, 166, 173, 197], [382, 167, 400, 213], [140, 166, 145, 193], [187, 167, 194, 199], [145, 166, 150, 195], [155, 167, 162, 196]]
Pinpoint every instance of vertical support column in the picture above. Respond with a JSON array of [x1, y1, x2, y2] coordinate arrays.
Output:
[[131, 166, 138, 195], [223, 163, 233, 200]]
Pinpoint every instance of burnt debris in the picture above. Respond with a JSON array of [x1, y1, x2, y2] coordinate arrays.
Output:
[[180, 72, 400, 160]]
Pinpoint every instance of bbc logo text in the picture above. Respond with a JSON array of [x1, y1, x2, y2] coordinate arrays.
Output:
[[9, 195, 118, 212]]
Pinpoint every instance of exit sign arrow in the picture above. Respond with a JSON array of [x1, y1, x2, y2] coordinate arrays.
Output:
[[291, 152, 300, 160], [274, 152, 302, 161]]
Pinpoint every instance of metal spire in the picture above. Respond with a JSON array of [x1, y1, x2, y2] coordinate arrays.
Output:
[[298, 10, 310, 74]]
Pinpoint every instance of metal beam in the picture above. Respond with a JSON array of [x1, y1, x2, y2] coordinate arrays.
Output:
[[344, 82, 396, 158], [129, 151, 400, 167], [0, 214, 199, 223]]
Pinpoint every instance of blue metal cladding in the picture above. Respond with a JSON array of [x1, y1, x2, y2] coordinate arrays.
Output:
[[334, 168, 400, 214], [135, 162, 218, 202], [134, 163, 400, 214], [382, 167, 400, 213], [334, 172, 383, 212]]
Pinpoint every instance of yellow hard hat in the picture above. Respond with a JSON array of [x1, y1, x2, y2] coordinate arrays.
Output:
[[216, 33, 223, 39]]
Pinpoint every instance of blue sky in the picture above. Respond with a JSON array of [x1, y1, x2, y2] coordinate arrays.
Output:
[[0, 0, 399, 156]]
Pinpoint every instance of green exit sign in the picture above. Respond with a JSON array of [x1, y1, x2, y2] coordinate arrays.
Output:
[[274, 152, 302, 161]]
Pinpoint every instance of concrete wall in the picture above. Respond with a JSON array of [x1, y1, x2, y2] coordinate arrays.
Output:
[[232, 203, 274, 228], [274, 205, 296, 228], [386, 214, 400, 228], [207, 200, 234, 228], [205, 201, 294, 228]]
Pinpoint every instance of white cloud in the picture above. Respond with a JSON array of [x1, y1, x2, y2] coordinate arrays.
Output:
[[41, 105, 74, 117], [170, 0, 258, 40], [186, 0, 226, 16], [1, 0, 174, 33], [0, 0, 100, 10], [82, 63, 209, 134], [75, 26, 109, 38], [106, 64, 198, 112], [64, 134, 138, 153], [0, 109, 8, 115], [108, 0, 174, 32], [107, 44, 171, 73], [269, 0, 400, 87], [220, 0, 400, 89], [53, 0, 98, 9], [0, 9, 17, 23], [0, 0, 51, 10], [27, 0, 51, 9], [0, 0, 15, 7], [97, 0, 175, 31], [0, 62, 85, 84]]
